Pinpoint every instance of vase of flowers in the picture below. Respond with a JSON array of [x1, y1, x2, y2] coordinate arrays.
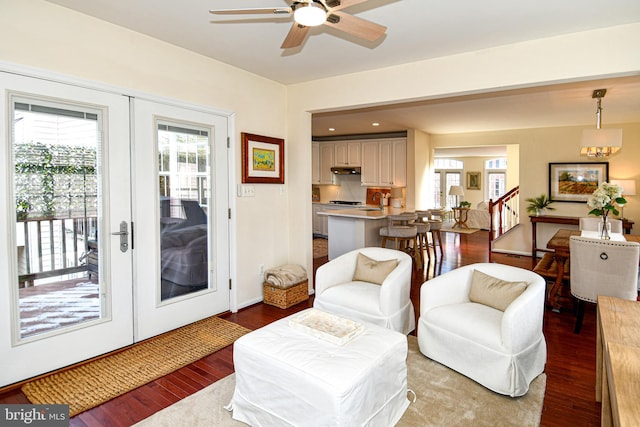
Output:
[[586, 182, 626, 239]]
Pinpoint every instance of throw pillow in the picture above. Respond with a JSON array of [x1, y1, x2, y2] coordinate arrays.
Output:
[[469, 269, 527, 311], [352, 253, 399, 285]]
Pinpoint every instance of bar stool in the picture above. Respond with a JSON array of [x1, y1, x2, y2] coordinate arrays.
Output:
[[426, 209, 444, 258], [414, 210, 432, 263], [380, 213, 421, 269]]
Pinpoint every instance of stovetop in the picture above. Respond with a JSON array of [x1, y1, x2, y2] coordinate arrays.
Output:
[[329, 200, 364, 205]]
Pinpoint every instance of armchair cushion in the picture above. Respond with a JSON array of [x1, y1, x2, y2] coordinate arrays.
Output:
[[469, 269, 527, 311], [353, 252, 399, 285]]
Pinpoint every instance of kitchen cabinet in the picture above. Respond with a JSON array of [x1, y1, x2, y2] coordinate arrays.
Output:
[[360, 142, 379, 186], [312, 142, 320, 184], [319, 142, 335, 184], [334, 141, 361, 166], [312, 204, 328, 237], [361, 139, 406, 187], [379, 139, 406, 187]]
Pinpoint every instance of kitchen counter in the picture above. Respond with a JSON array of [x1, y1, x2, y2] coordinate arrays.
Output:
[[316, 206, 406, 219], [316, 206, 408, 259]]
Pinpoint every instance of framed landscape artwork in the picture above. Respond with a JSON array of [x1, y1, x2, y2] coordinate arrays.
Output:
[[241, 132, 285, 184], [548, 162, 609, 202], [466, 172, 481, 190]]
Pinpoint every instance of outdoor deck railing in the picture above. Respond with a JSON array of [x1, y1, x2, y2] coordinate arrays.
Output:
[[17, 216, 97, 287]]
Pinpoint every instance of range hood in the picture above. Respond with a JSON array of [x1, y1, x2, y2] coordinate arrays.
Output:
[[331, 166, 361, 175]]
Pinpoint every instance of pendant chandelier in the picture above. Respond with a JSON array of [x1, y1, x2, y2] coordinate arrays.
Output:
[[580, 89, 622, 157]]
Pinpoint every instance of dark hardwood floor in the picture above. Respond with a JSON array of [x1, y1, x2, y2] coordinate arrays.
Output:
[[0, 230, 600, 426]]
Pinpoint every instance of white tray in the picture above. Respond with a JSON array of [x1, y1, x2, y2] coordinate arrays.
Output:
[[289, 309, 364, 346]]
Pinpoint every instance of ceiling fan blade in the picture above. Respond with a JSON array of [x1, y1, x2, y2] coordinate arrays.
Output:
[[325, 0, 370, 12], [281, 23, 310, 49], [209, 7, 292, 16], [324, 11, 386, 41]]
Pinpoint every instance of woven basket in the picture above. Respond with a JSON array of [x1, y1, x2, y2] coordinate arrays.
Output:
[[263, 280, 309, 309]]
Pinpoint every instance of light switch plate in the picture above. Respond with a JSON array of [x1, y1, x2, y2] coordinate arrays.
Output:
[[237, 184, 255, 197]]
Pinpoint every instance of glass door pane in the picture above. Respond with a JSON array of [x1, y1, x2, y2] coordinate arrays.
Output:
[[158, 122, 210, 301], [13, 99, 102, 339], [445, 172, 461, 208]]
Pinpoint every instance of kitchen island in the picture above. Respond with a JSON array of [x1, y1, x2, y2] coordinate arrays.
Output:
[[317, 206, 407, 259]]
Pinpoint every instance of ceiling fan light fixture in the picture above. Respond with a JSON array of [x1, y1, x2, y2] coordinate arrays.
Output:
[[294, 3, 326, 27], [580, 88, 623, 157]]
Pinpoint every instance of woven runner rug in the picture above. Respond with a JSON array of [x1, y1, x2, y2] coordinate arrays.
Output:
[[441, 224, 480, 234], [134, 336, 546, 427], [22, 316, 250, 417]]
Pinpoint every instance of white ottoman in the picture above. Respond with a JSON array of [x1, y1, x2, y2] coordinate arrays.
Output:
[[229, 308, 409, 426]]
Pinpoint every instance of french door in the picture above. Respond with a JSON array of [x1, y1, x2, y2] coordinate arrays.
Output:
[[131, 98, 230, 340], [0, 72, 134, 387], [0, 72, 231, 387]]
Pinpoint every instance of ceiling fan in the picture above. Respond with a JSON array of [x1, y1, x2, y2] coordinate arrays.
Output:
[[209, 0, 387, 49]]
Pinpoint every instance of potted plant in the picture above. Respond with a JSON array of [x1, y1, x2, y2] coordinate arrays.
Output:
[[526, 194, 555, 216], [459, 201, 471, 208]]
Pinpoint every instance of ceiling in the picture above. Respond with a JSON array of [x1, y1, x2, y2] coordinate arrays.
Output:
[[45, 0, 640, 136]]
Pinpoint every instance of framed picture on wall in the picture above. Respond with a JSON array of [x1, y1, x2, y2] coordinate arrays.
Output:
[[548, 162, 609, 202], [466, 172, 481, 190], [241, 132, 285, 184]]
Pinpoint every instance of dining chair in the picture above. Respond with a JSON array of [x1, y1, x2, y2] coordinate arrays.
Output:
[[579, 217, 623, 234], [569, 236, 640, 334]]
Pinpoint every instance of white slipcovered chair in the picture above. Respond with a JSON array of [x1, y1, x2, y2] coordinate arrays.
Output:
[[579, 217, 623, 234], [569, 236, 639, 333], [418, 263, 547, 397], [313, 247, 415, 334]]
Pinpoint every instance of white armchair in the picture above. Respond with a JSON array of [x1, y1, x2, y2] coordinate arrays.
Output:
[[418, 263, 547, 397], [313, 247, 415, 334]]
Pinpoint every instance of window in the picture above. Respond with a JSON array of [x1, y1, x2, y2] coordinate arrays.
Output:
[[485, 158, 507, 200]]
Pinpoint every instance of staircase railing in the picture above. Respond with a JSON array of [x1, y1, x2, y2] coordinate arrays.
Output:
[[488, 186, 520, 258]]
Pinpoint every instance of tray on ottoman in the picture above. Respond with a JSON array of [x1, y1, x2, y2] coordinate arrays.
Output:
[[289, 308, 364, 345]]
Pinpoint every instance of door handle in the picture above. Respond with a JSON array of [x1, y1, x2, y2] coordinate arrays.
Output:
[[111, 221, 129, 253]]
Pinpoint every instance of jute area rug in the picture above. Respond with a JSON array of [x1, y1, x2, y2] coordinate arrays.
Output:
[[22, 316, 250, 417], [134, 336, 546, 427]]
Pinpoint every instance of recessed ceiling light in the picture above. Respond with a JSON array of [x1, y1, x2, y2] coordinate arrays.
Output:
[[329, 127, 335, 131], [372, 122, 380, 126]]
